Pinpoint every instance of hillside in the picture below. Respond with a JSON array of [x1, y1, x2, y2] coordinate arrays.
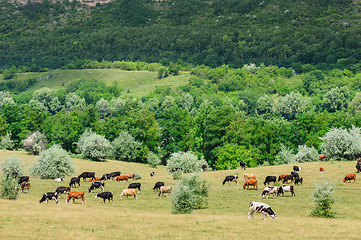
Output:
[[0, 150, 360, 239]]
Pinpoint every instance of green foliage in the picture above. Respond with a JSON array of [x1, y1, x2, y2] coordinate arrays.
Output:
[[166, 151, 207, 173], [30, 144, 75, 179], [29, 87, 61, 114], [214, 144, 259, 170], [65, 92, 86, 111], [0, 91, 15, 105], [0, 132, 15, 150], [2, 66, 17, 80], [111, 131, 141, 162], [147, 151, 161, 168], [171, 174, 209, 214], [96, 98, 110, 118], [134, 172, 142, 180], [294, 145, 319, 163], [255, 94, 274, 118], [323, 86, 350, 112], [172, 170, 183, 180], [311, 175, 336, 218], [77, 129, 111, 161], [0, 176, 19, 200], [21, 131, 47, 155], [274, 144, 295, 165], [0, 155, 25, 179], [276, 92, 309, 120]]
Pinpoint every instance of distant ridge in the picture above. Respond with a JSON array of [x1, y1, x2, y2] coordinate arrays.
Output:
[[6, 0, 113, 6]]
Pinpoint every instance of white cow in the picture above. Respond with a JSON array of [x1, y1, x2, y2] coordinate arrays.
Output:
[[260, 186, 278, 199], [248, 201, 277, 220]]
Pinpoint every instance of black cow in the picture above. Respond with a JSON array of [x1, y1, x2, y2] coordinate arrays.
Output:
[[39, 192, 58, 205], [222, 175, 238, 185], [239, 161, 247, 170], [356, 164, 361, 173], [293, 166, 301, 172], [150, 171, 155, 177], [153, 182, 164, 191], [55, 187, 71, 197], [100, 173, 113, 181], [78, 172, 95, 182], [109, 171, 121, 178], [291, 171, 299, 179], [171, 168, 183, 172], [294, 176, 303, 185], [18, 176, 29, 185], [88, 181, 105, 193], [128, 183, 141, 192], [69, 177, 80, 188], [201, 165, 207, 172], [263, 176, 277, 185], [282, 175, 294, 183], [95, 192, 113, 203]]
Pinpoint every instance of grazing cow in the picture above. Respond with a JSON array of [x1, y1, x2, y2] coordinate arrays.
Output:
[[343, 173, 356, 182], [95, 192, 113, 203], [110, 171, 121, 178], [127, 173, 135, 180], [291, 171, 299, 178], [320, 167, 325, 172], [222, 175, 238, 185], [248, 201, 276, 220], [293, 166, 301, 172], [88, 181, 105, 193], [278, 174, 287, 182], [21, 181, 30, 193], [244, 173, 256, 183], [282, 175, 294, 183], [260, 186, 278, 199], [158, 186, 172, 197], [116, 175, 129, 181], [171, 168, 183, 173], [277, 185, 295, 197], [78, 172, 95, 182], [150, 171, 155, 177], [18, 176, 29, 185], [55, 187, 71, 197], [69, 177, 80, 188], [319, 154, 328, 161], [128, 183, 141, 192], [239, 161, 247, 170], [356, 164, 361, 173], [39, 192, 58, 205], [263, 176, 277, 185], [90, 177, 101, 181], [243, 179, 258, 190], [294, 176, 303, 185], [153, 182, 164, 191], [119, 188, 138, 199], [66, 192, 85, 204], [54, 178, 63, 182], [201, 165, 207, 172], [100, 173, 113, 181]]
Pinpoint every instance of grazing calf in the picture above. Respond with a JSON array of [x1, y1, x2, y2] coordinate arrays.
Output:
[[260, 186, 278, 199], [320, 167, 325, 172], [277, 185, 295, 197], [39, 192, 58, 205], [55, 187, 71, 197], [201, 165, 207, 172], [293, 166, 301, 172], [158, 186, 172, 197], [278, 174, 287, 182], [128, 183, 141, 192], [153, 182, 164, 191], [243, 179, 258, 190], [69, 177, 80, 188], [116, 175, 129, 182], [78, 172, 95, 182], [248, 201, 276, 220], [319, 154, 328, 161], [239, 161, 247, 170], [282, 175, 294, 183], [294, 177, 303, 185], [66, 192, 85, 204], [18, 176, 29, 185], [120, 189, 138, 199], [88, 181, 105, 193], [244, 173, 256, 183], [150, 171, 155, 177], [263, 176, 276, 185], [222, 175, 238, 185], [95, 192, 113, 203], [21, 181, 30, 193], [343, 173, 356, 182]]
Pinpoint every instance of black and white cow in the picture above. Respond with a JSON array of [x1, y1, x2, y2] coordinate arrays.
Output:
[[222, 175, 238, 185], [88, 181, 105, 193], [248, 201, 276, 220], [356, 163, 361, 173], [39, 192, 58, 205], [18, 176, 29, 185], [293, 166, 301, 172], [128, 183, 141, 192], [171, 168, 183, 173], [294, 176, 303, 185], [260, 186, 278, 199], [69, 177, 80, 188], [277, 185, 295, 197], [263, 176, 277, 185], [109, 171, 121, 178], [100, 173, 112, 181], [153, 182, 164, 191], [291, 171, 299, 179], [201, 165, 207, 172], [150, 172, 155, 177], [78, 172, 95, 182], [239, 161, 247, 170], [95, 192, 113, 203], [55, 187, 71, 197]]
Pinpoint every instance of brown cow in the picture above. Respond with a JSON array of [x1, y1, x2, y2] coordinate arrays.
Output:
[[66, 192, 85, 204], [21, 181, 30, 193], [243, 173, 256, 183], [319, 154, 328, 161], [119, 188, 138, 199], [243, 179, 258, 190], [127, 173, 135, 180], [278, 174, 287, 182], [158, 186, 172, 197], [343, 173, 356, 183], [320, 167, 325, 172], [90, 177, 101, 181], [282, 175, 294, 183], [116, 175, 129, 181]]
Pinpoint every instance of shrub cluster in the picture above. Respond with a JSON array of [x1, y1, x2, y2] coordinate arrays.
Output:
[[0, 155, 25, 179], [77, 129, 111, 161], [311, 175, 336, 218], [166, 151, 207, 173]]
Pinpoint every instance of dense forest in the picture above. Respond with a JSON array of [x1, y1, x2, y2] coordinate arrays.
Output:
[[1, 0, 361, 71]]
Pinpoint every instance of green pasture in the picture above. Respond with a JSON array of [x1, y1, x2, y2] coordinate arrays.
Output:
[[0, 150, 360, 239]]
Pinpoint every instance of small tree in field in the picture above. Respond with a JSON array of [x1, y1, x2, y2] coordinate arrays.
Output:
[[21, 131, 47, 155], [1, 155, 25, 179], [77, 129, 111, 161], [147, 151, 161, 168], [30, 144, 75, 179], [0, 132, 15, 150], [166, 151, 207, 173], [0, 176, 19, 199], [311, 175, 336, 218]]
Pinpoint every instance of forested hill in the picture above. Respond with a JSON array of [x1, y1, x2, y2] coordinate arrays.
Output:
[[1, 0, 361, 70]]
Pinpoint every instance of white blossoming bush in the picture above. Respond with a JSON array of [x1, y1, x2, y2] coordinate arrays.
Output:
[[274, 144, 295, 165], [21, 131, 47, 155], [0, 155, 25, 179], [166, 151, 208, 173], [77, 129, 111, 161], [294, 145, 319, 163], [111, 131, 141, 162]]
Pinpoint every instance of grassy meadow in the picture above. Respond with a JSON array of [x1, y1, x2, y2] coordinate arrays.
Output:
[[0, 150, 360, 239]]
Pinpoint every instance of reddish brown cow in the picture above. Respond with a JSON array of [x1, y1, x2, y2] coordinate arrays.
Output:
[[116, 175, 129, 182], [320, 167, 325, 172], [21, 181, 30, 193], [319, 154, 328, 161], [90, 177, 101, 181], [66, 192, 85, 204], [343, 173, 356, 183], [278, 174, 288, 182], [243, 179, 258, 190]]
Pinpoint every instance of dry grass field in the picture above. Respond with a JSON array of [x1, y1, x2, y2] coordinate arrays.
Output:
[[0, 150, 360, 239]]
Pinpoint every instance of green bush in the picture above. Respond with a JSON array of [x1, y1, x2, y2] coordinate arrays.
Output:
[[147, 152, 161, 168], [134, 172, 142, 180], [311, 175, 336, 218], [274, 144, 294, 165], [166, 151, 207, 173], [0, 155, 25, 179], [294, 145, 319, 163], [0, 176, 19, 200], [172, 170, 183, 180], [30, 144, 75, 179], [77, 129, 111, 161], [0, 132, 15, 150], [111, 131, 141, 162]]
